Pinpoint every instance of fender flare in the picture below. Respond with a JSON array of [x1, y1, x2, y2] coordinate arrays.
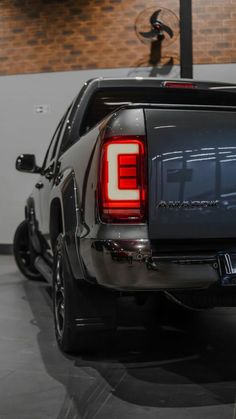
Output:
[[51, 172, 85, 280]]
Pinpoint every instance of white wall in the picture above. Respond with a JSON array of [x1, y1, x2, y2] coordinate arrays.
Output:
[[193, 63, 236, 83], [0, 69, 122, 243], [0, 63, 235, 244]]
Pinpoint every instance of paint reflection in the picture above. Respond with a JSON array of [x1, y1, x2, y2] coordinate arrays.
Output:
[[152, 146, 236, 209]]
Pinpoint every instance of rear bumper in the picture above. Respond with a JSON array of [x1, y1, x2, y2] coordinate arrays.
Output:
[[79, 238, 221, 291]]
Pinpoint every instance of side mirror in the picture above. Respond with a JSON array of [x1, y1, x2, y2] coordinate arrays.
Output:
[[15, 154, 41, 174]]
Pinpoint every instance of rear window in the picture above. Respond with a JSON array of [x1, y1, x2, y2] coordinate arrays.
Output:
[[80, 87, 236, 136]]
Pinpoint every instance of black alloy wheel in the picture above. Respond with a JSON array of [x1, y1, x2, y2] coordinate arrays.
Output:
[[53, 233, 117, 354], [53, 234, 80, 353], [13, 220, 42, 280]]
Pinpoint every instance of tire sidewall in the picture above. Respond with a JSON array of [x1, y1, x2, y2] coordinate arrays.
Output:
[[53, 234, 78, 352], [13, 220, 42, 280]]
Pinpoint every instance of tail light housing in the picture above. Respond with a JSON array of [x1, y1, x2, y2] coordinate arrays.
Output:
[[98, 136, 146, 223]]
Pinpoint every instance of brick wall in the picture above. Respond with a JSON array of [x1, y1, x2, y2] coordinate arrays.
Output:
[[0, 0, 235, 76], [192, 0, 236, 64]]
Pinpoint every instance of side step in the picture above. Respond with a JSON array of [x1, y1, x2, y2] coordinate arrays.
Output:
[[34, 256, 53, 284]]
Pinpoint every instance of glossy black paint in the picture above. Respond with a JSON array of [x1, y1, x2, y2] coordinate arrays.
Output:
[[146, 108, 236, 239], [16, 154, 41, 174], [17, 77, 236, 294], [62, 173, 85, 280]]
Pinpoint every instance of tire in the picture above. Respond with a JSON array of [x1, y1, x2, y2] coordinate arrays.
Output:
[[53, 234, 117, 354], [13, 220, 43, 280]]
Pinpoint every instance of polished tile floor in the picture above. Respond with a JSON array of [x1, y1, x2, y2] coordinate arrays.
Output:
[[1, 255, 236, 419]]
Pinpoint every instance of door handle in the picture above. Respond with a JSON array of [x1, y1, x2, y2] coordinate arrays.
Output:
[[35, 181, 44, 189]]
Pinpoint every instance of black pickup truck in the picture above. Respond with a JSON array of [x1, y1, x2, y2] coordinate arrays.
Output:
[[14, 77, 236, 353]]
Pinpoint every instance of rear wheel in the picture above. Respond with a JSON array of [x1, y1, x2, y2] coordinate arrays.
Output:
[[13, 220, 43, 280], [53, 234, 117, 354]]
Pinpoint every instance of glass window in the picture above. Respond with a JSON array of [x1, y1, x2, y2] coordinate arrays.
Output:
[[43, 120, 63, 169], [59, 83, 90, 156], [43, 106, 72, 168]]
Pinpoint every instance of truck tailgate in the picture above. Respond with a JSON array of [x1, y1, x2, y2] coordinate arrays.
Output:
[[146, 108, 236, 239]]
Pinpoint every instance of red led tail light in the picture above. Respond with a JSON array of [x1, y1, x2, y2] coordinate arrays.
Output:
[[98, 136, 146, 223]]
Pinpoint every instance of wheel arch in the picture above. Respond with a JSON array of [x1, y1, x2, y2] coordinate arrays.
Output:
[[50, 197, 63, 251], [50, 173, 85, 281]]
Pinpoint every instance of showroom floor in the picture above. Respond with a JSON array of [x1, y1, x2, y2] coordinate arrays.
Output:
[[1, 255, 236, 419]]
